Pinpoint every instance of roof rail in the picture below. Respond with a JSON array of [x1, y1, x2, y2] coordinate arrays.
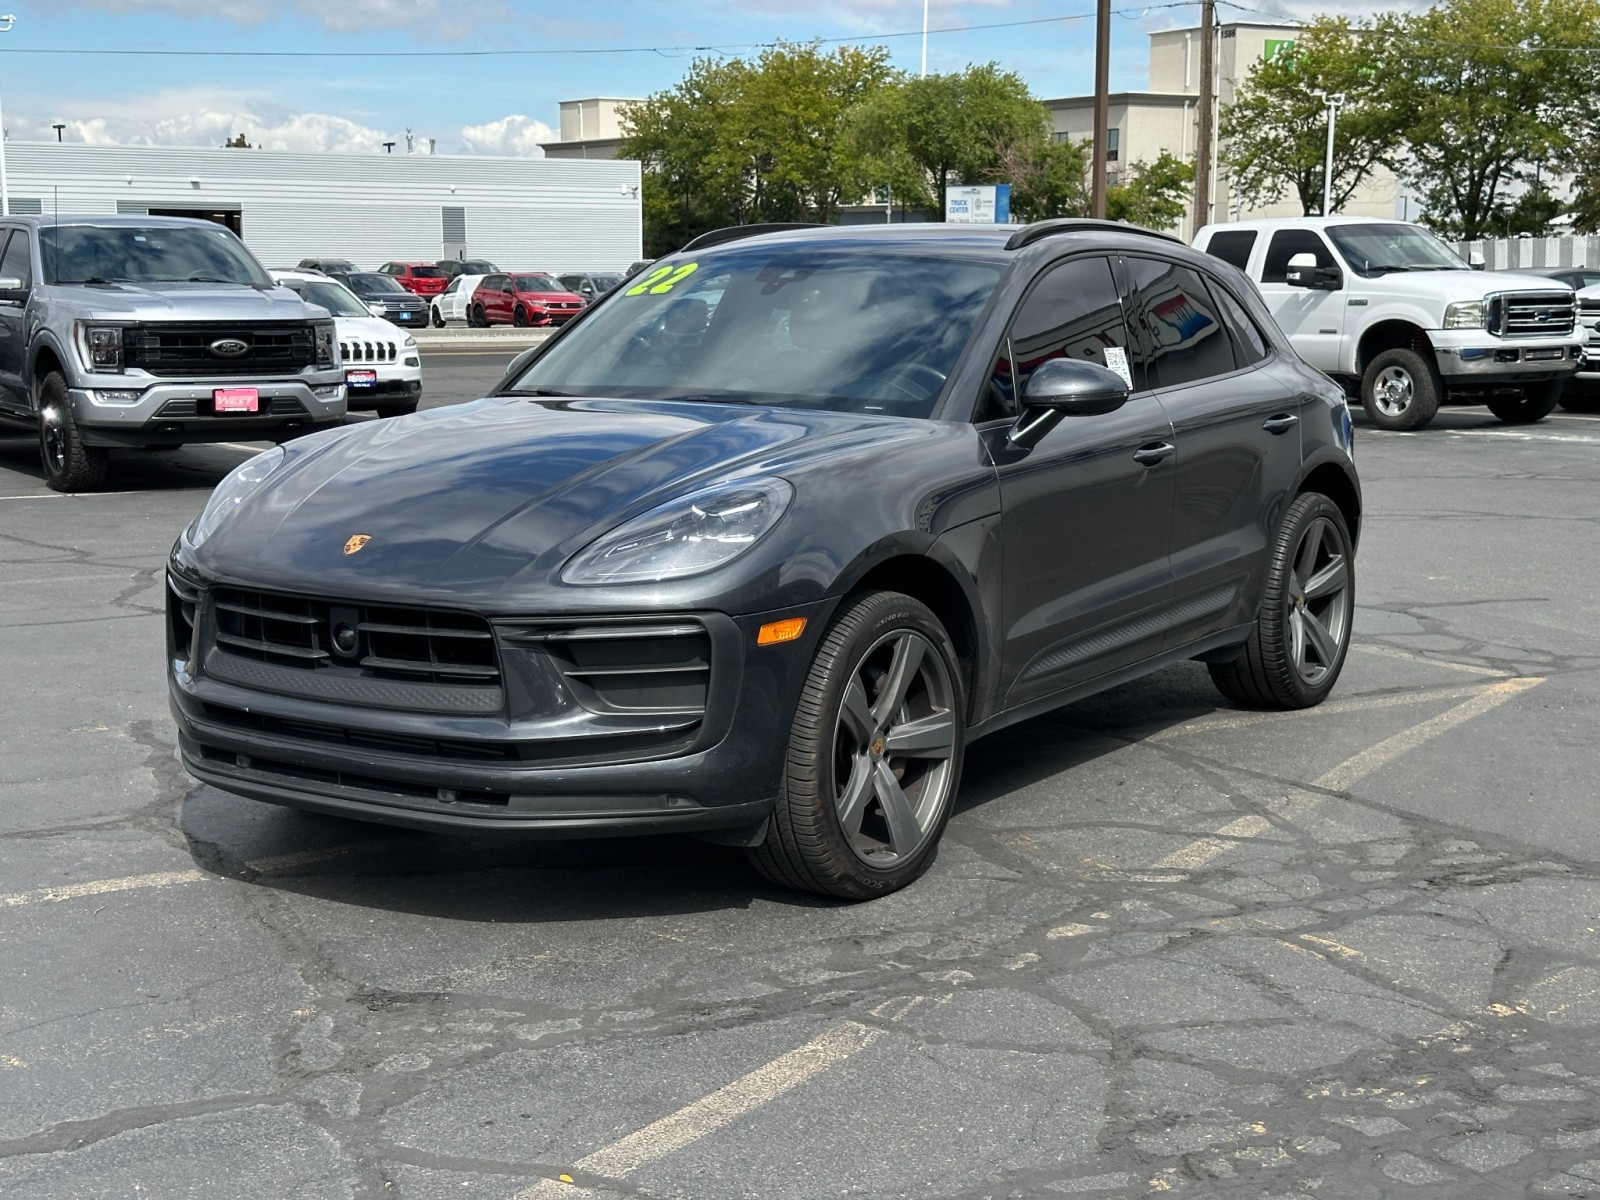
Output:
[[1003, 218, 1182, 252], [679, 223, 826, 252]]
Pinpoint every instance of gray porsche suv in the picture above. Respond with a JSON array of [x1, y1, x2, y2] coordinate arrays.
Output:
[[0, 215, 345, 491], [169, 220, 1360, 900]]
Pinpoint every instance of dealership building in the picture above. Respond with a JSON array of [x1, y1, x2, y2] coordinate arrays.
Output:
[[0, 142, 643, 272]]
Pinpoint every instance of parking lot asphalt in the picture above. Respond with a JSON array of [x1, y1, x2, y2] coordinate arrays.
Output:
[[2, 367, 1600, 1198]]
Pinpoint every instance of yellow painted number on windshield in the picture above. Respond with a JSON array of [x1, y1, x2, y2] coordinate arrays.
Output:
[[625, 263, 698, 296]]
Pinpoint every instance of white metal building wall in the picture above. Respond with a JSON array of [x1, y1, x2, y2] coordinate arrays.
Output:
[[3, 143, 643, 271]]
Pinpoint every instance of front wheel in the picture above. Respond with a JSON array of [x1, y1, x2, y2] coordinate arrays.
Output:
[[429, 306, 445, 328], [749, 591, 965, 900], [512, 306, 528, 328], [1361, 348, 1441, 431], [1488, 380, 1561, 424], [37, 372, 110, 493], [1209, 492, 1354, 710]]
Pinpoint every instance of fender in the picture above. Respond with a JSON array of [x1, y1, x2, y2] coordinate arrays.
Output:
[[1342, 306, 1440, 376]]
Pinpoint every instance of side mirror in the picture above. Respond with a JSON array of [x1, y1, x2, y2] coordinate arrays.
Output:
[[1284, 252, 1318, 288], [0, 275, 26, 301], [1008, 358, 1131, 450], [1468, 249, 1486, 270]]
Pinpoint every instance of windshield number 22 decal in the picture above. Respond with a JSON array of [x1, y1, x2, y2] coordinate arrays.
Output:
[[625, 263, 699, 296]]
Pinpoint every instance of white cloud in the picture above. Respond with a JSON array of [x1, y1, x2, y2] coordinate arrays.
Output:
[[456, 115, 554, 157], [60, 0, 509, 40]]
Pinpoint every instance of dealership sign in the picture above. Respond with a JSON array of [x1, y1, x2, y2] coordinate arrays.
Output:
[[944, 184, 1011, 225]]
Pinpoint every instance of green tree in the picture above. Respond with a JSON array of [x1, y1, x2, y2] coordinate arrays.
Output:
[[848, 64, 1050, 217], [993, 135, 1088, 222], [1219, 17, 1401, 216], [618, 43, 895, 255], [222, 133, 253, 149], [1107, 152, 1196, 230], [1381, 0, 1600, 240]]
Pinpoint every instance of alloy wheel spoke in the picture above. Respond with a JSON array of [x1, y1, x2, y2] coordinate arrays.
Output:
[[840, 677, 874, 743], [1287, 607, 1306, 666], [871, 759, 921, 855], [1294, 524, 1323, 591], [884, 710, 954, 759], [835, 761, 873, 838], [1304, 555, 1347, 601], [871, 634, 925, 728], [1301, 609, 1340, 668]]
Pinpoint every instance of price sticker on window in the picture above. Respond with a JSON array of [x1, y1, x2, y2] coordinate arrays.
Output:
[[1103, 346, 1133, 388]]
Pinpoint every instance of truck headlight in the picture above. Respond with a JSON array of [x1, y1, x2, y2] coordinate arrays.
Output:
[[74, 322, 126, 373], [1444, 300, 1486, 330], [562, 479, 793, 585], [313, 320, 337, 368]]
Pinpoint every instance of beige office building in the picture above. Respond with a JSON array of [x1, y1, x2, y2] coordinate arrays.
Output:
[[1045, 22, 1403, 240]]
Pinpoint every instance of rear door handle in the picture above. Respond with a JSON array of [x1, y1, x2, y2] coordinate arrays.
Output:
[[1133, 441, 1175, 467], [1262, 413, 1299, 434]]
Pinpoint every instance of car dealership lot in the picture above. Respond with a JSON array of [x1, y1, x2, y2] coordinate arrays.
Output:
[[3, 361, 1600, 1196]]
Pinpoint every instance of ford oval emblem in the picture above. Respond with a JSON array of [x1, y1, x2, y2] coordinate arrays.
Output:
[[208, 337, 249, 358]]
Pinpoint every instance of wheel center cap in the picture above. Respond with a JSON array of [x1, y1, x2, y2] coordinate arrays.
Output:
[[869, 736, 887, 757]]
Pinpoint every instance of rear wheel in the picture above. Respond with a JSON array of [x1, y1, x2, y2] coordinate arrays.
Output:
[[37, 371, 109, 493], [749, 591, 965, 900], [471, 304, 487, 328], [1488, 380, 1561, 424], [1361, 348, 1441, 431], [1209, 492, 1354, 710]]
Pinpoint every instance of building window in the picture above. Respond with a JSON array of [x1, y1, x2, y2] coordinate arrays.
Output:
[[1052, 131, 1072, 144], [1106, 129, 1120, 162]]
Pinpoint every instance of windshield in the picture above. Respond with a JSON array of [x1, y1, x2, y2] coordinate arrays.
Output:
[[508, 248, 1002, 418], [42, 224, 271, 287], [514, 274, 563, 293], [288, 279, 369, 318], [1327, 223, 1467, 275], [592, 273, 624, 293], [347, 273, 408, 294]]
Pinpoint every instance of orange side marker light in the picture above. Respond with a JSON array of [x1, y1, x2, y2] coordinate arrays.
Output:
[[757, 617, 807, 646]]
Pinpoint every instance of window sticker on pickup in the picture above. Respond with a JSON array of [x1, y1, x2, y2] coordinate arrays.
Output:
[[625, 263, 699, 296]]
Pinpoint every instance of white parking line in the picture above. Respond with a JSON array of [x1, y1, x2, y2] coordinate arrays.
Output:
[[0, 491, 146, 502], [1142, 682, 1490, 742], [1353, 644, 1512, 677]]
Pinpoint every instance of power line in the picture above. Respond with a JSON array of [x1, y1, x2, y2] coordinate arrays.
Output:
[[0, 5, 1197, 60]]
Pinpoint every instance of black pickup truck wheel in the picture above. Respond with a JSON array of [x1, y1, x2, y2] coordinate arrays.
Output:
[[37, 372, 110, 493]]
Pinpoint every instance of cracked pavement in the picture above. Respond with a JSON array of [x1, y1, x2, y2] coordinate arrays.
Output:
[[2, 367, 1599, 1199]]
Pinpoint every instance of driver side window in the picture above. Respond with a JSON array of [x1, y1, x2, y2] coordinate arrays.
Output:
[[980, 255, 1132, 423]]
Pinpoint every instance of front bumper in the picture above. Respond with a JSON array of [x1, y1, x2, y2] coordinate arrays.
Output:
[[166, 568, 830, 837], [70, 376, 347, 446], [343, 361, 424, 411], [1432, 329, 1582, 385]]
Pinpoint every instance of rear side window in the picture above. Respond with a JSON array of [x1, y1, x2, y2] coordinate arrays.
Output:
[[1204, 230, 1257, 272], [1261, 230, 1337, 283], [1123, 256, 1239, 390], [982, 255, 1133, 421], [1208, 281, 1270, 366]]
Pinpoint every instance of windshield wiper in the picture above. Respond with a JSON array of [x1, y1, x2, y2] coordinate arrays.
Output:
[[1362, 264, 1415, 274]]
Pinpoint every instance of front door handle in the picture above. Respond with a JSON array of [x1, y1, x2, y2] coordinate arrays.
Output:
[[1262, 413, 1300, 434], [1133, 441, 1175, 467]]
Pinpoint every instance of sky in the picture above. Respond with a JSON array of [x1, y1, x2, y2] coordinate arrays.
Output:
[[0, 0, 1345, 157]]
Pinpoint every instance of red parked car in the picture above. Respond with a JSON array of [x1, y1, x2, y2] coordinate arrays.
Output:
[[378, 261, 450, 297], [469, 272, 587, 327]]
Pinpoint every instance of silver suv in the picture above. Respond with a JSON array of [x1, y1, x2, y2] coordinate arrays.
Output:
[[0, 215, 346, 491]]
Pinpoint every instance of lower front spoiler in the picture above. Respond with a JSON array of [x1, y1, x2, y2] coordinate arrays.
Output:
[[179, 734, 775, 839]]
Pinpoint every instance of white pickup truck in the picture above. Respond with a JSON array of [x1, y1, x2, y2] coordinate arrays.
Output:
[[1193, 216, 1582, 430]]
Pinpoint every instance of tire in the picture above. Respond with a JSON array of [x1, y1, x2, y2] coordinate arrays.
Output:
[[1559, 389, 1600, 413], [512, 306, 528, 328], [37, 372, 110, 493], [1488, 380, 1561, 424], [748, 590, 965, 900], [1361, 348, 1442, 431], [430, 306, 445, 328], [1209, 492, 1354, 710], [471, 305, 487, 328], [375, 400, 418, 418]]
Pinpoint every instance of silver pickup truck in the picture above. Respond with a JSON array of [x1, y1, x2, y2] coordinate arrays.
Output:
[[0, 215, 345, 491], [1194, 216, 1582, 430]]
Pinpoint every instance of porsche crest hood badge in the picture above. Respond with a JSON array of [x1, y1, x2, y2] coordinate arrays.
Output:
[[343, 534, 373, 555]]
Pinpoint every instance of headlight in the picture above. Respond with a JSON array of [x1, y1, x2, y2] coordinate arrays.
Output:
[[187, 446, 287, 548], [74, 322, 126, 373], [402, 334, 417, 348], [561, 479, 794, 585], [1444, 300, 1486, 330], [313, 320, 337, 368]]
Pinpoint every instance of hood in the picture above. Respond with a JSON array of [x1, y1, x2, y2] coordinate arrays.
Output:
[[336, 315, 417, 343], [1374, 269, 1575, 305], [192, 396, 926, 602], [47, 281, 324, 322]]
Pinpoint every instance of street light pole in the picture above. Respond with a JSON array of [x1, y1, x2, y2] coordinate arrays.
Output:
[[1314, 90, 1344, 217], [0, 14, 15, 218], [921, 0, 929, 77]]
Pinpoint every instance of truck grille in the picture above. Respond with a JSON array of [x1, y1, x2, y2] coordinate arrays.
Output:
[[341, 340, 398, 362], [1491, 292, 1576, 337], [125, 323, 318, 377], [205, 587, 502, 713]]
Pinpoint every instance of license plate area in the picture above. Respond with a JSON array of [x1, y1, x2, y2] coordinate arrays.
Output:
[[346, 369, 377, 387], [210, 388, 259, 414]]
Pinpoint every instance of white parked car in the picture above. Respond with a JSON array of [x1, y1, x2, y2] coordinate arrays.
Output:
[[430, 274, 487, 327], [1194, 216, 1581, 429], [273, 270, 424, 418]]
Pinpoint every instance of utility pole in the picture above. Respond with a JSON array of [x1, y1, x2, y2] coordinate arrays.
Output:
[[1091, 0, 1111, 218], [1191, 0, 1214, 234], [920, 0, 929, 77]]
